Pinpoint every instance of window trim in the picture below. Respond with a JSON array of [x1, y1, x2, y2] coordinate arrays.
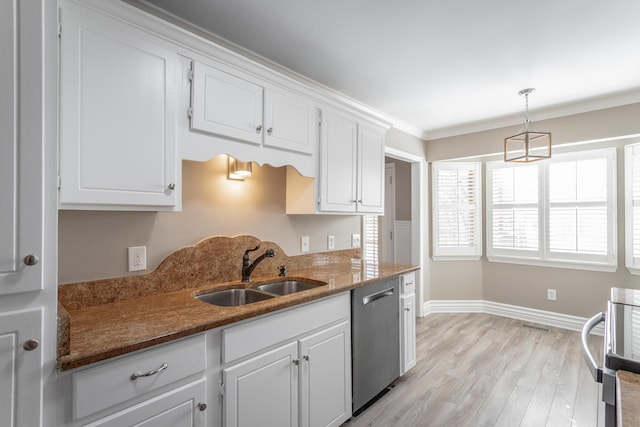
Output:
[[486, 148, 617, 272], [432, 161, 482, 261], [625, 143, 640, 275]]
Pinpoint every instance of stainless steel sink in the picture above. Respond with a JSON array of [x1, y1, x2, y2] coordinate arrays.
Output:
[[256, 280, 322, 296], [196, 288, 274, 306]]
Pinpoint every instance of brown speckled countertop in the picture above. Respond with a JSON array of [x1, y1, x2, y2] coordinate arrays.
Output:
[[617, 370, 640, 427], [57, 235, 418, 371]]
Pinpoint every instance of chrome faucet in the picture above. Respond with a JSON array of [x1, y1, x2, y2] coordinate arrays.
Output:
[[242, 245, 276, 282]]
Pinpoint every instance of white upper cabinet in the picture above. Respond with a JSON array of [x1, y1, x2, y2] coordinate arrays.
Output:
[[318, 111, 358, 212], [264, 88, 318, 155], [184, 59, 319, 176], [59, 3, 180, 210], [313, 110, 385, 214], [357, 124, 385, 214], [0, 0, 43, 295], [190, 61, 263, 145]]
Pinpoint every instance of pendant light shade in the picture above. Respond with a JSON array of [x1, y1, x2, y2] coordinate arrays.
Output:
[[504, 88, 551, 163]]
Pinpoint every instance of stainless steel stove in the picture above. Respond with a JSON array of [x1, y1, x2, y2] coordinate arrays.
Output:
[[582, 288, 640, 427]]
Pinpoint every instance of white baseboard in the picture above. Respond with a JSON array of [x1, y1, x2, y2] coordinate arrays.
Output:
[[423, 299, 605, 336]]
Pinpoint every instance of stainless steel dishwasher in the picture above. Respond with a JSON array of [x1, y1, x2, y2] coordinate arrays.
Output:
[[351, 277, 400, 413]]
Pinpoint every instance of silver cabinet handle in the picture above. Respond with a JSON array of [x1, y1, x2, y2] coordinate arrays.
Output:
[[23, 339, 39, 351], [267, 127, 273, 136], [362, 288, 395, 305], [198, 402, 207, 412], [256, 125, 263, 134], [24, 255, 39, 266], [168, 183, 176, 190], [581, 312, 604, 383], [130, 362, 168, 380]]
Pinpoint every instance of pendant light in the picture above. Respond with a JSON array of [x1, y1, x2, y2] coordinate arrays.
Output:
[[504, 88, 551, 163]]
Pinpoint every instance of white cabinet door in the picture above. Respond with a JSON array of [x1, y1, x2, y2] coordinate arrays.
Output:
[[59, 5, 179, 209], [0, 0, 42, 295], [400, 293, 416, 374], [358, 125, 385, 214], [0, 308, 43, 427], [84, 379, 206, 427], [319, 111, 358, 212], [299, 322, 351, 427], [223, 342, 298, 427], [264, 89, 318, 155], [191, 61, 263, 145]]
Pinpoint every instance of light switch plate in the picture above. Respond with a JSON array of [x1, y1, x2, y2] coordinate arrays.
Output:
[[351, 233, 361, 248], [301, 236, 310, 253], [128, 246, 147, 272], [547, 288, 556, 301]]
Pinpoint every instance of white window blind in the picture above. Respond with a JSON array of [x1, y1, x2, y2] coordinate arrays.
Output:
[[432, 162, 482, 260], [363, 215, 379, 264], [625, 143, 640, 274], [487, 148, 616, 271]]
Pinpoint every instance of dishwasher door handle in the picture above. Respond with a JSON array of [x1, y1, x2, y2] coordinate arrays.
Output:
[[362, 288, 395, 305], [581, 311, 605, 383]]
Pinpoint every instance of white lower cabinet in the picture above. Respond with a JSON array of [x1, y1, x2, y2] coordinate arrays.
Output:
[[0, 308, 43, 427], [84, 379, 206, 427], [400, 272, 417, 375], [59, 334, 208, 427], [221, 294, 352, 427], [223, 342, 298, 427]]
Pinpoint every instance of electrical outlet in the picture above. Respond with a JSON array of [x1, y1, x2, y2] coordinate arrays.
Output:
[[547, 288, 557, 301], [128, 246, 147, 272], [351, 233, 361, 248], [327, 235, 335, 250], [301, 236, 310, 253]]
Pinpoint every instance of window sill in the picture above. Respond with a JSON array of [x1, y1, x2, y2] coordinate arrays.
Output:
[[487, 255, 618, 273], [432, 255, 482, 261]]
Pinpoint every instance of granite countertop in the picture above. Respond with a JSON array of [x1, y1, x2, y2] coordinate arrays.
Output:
[[617, 370, 640, 426], [57, 235, 418, 371]]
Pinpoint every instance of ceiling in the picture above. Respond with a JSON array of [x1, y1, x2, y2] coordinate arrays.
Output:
[[136, 0, 640, 139]]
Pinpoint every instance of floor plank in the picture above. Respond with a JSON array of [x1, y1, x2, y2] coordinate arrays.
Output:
[[343, 313, 603, 427]]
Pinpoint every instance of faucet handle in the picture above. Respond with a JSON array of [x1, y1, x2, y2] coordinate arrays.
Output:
[[244, 245, 261, 257]]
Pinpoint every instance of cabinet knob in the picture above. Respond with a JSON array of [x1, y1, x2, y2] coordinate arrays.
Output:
[[404, 307, 411, 312], [256, 125, 263, 134], [197, 402, 207, 412], [267, 127, 273, 136], [303, 355, 310, 361], [167, 183, 176, 190], [292, 358, 299, 365], [23, 254, 39, 266], [23, 339, 39, 351]]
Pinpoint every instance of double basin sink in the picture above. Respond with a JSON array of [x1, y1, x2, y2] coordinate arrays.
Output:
[[195, 279, 324, 307]]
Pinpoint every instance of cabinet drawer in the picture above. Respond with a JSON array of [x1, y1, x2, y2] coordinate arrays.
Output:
[[222, 293, 349, 363], [401, 272, 415, 295], [73, 334, 206, 419]]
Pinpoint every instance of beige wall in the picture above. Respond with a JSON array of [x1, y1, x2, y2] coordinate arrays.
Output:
[[59, 128, 428, 284], [426, 102, 640, 317], [59, 156, 360, 283]]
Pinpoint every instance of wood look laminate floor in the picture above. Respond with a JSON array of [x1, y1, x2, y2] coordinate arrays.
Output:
[[344, 313, 604, 427]]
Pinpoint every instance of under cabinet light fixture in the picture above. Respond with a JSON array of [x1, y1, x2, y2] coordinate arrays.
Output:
[[227, 156, 253, 180], [504, 88, 551, 163]]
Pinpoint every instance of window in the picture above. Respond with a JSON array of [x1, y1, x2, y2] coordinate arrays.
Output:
[[363, 215, 379, 263], [625, 143, 640, 274], [432, 162, 482, 260], [487, 148, 617, 271]]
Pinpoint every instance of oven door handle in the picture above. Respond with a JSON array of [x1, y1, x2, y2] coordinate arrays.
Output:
[[581, 311, 604, 383]]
